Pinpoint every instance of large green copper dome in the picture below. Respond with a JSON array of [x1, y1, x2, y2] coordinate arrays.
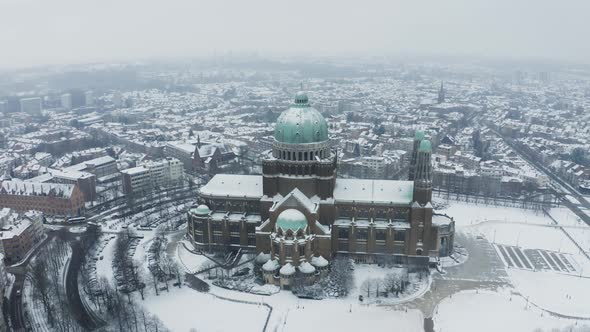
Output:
[[274, 92, 329, 144]]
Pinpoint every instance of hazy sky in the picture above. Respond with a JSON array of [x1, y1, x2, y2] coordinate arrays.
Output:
[[1, 0, 589, 69]]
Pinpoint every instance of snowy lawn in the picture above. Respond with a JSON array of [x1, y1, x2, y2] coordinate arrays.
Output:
[[433, 290, 577, 332], [142, 286, 269, 332], [208, 284, 424, 332], [547, 207, 590, 256], [509, 269, 590, 318], [437, 200, 553, 228], [464, 221, 579, 253], [281, 300, 423, 332], [176, 243, 216, 273]]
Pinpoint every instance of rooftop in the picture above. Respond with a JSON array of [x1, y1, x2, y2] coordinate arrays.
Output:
[[333, 179, 414, 205], [198, 174, 263, 199]]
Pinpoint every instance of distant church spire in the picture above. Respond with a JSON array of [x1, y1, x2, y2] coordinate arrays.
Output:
[[437, 81, 445, 104]]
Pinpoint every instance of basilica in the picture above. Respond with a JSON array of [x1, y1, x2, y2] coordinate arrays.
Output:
[[187, 92, 454, 288]]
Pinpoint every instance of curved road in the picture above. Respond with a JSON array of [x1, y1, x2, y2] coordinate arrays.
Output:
[[65, 241, 105, 330], [9, 275, 26, 332]]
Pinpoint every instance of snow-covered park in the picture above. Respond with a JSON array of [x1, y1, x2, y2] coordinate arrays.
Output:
[[79, 196, 590, 332], [433, 290, 581, 332]]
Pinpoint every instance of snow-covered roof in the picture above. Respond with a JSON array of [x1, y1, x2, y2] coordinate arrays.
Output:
[[64, 155, 115, 172], [199, 174, 262, 199], [121, 166, 149, 175], [333, 179, 414, 205], [1, 180, 75, 199], [432, 214, 453, 227], [311, 255, 329, 268], [0, 218, 32, 240], [298, 261, 316, 274], [262, 259, 280, 272], [255, 252, 271, 265], [280, 262, 296, 276]]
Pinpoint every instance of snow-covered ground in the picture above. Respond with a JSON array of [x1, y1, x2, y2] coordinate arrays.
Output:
[[142, 287, 269, 332], [351, 264, 432, 304], [509, 269, 590, 318], [281, 300, 423, 332], [437, 200, 553, 227], [175, 243, 214, 273], [547, 207, 590, 256], [95, 235, 117, 284], [433, 290, 578, 332], [440, 199, 590, 320]]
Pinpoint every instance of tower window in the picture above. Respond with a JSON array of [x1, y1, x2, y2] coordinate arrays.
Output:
[[394, 230, 405, 242], [338, 227, 349, 239]]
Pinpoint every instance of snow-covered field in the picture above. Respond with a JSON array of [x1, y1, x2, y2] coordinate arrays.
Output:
[[433, 290, 578, 332], [282, 300, 423, 332], [509, 269, 590, 318], [143, 287, 269, 332], [436, 200, 553, 227], [175, 243, 214, 273], [439, 199, 590, 320]]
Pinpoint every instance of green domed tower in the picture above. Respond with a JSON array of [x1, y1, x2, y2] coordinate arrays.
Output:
[[262, 92, 336, 200], [274, 92, 329, 144]]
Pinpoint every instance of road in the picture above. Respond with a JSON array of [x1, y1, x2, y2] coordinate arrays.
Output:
[[7, 233, 55, 331], [65, 241, 105, 330], [9, 275, 27, 332], [486, 125, 590, 226]]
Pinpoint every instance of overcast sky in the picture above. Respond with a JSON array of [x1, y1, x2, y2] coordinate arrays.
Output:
[[1, 0, 589, 69]]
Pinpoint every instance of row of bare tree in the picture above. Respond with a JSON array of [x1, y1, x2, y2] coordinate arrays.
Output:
[[359, 270, 409, 299], [28, 238, 81, 331], [85, 276, 168, 332]]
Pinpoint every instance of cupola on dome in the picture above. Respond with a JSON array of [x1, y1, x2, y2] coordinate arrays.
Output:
[[274, 92, 329, 144], [193, 204, 211, 215]]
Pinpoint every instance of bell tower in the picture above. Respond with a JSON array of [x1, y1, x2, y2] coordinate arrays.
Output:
[[413, 139, 433, 205], [409, 130, 424, 181]]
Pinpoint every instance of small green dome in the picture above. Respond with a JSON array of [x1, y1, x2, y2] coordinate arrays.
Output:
[[274, 93, 329, 144], [419, 139, 432, 152], [193, 204, 210, 215], [276, 209, 307, 232], [414, 130, 425, 141]]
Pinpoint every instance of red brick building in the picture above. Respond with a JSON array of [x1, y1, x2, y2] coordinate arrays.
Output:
[[0, 180, 85, 216]]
